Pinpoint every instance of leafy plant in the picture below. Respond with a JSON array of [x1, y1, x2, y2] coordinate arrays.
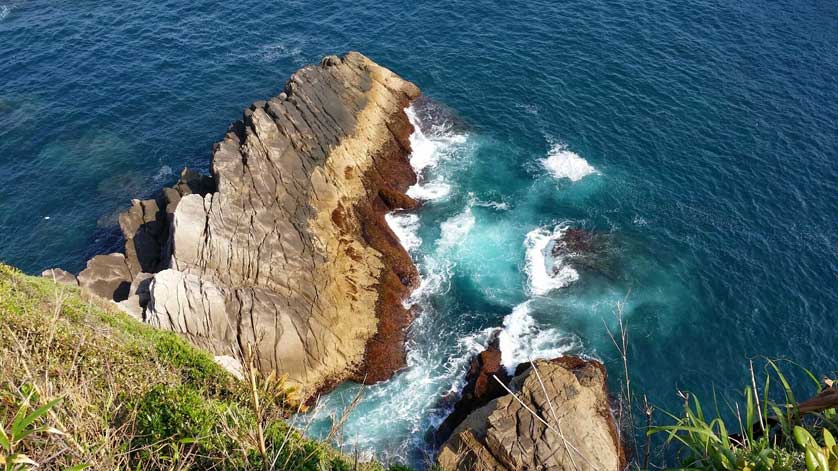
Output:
[[0, 384, 88, 471], [794, 426, 838, 471], [647, 360, 836, 470]]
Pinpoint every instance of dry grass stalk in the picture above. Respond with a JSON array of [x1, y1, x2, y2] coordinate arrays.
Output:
[[491, 374, 599, 470], [529, 358, 579, 471]]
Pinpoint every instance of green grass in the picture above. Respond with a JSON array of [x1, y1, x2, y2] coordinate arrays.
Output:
[[0, 263, 413, 470]]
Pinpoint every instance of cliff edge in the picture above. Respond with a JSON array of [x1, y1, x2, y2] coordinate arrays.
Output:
[[66, 52, 421, 399]]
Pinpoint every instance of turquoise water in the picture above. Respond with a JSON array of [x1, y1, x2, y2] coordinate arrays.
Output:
[[2, 0, 837, 467]]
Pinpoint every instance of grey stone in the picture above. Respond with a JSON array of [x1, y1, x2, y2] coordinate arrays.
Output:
[[77, 253, 132, 302]]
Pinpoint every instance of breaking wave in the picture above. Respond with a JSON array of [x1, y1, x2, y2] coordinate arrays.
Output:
[[497, 301, 577, 374], [524, 224, 579, 296]]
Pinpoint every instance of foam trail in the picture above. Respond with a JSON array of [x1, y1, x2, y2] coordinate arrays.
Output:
[[524, 224, 579, 296], [0, 5, 9, 21], [497, 301, 575, 374], [542, 143, 597, 181], [403, 106, 468, 202]]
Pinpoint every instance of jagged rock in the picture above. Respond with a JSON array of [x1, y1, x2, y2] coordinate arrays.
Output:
[[77, 254, 132, 302], [435, 333, 510, 444], [77, 52, 421, 398], [551, 228, 596, 258], [115, 272, 154, 320], [119, 197, 166, 276], [437, 357, 624, 471], [41, 268, 78, 286], [118, 167, 216, 279]]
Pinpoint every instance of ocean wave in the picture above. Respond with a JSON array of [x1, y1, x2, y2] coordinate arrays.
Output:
[[385, 212, 421, 254], [0, 5, 9, 21], [497, 301, 576, 374], [524, 224, 580, 296], [404, 105, 468, 203], [542, 143, 597, 182]]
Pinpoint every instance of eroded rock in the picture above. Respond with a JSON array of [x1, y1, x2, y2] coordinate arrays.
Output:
[[75, 52, 422, 398], [437, 356, 624, 471], [435, 333, 511, 444]]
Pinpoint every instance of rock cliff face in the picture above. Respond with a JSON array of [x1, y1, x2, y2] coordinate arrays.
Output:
[[437, 355, 624, 471], [60, 52, 422, 398]]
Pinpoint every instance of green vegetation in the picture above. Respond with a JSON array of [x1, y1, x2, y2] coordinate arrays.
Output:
[[0, 264, 412, 470], [606, 300, 838, 471], [633, 357, 836, 470]]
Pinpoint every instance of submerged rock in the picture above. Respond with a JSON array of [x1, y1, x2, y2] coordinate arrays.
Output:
[[67, 52, 421, 399], [437, 354, 624, 471], [550, 227, 617, 280]]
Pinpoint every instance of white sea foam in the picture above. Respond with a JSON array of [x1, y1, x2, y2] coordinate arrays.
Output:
[[404, 106, 468, 196], [153, 165, 173, 183], [0, 5, 9, 21], [497, 302, 574, 374], [524, 224, 579, 296], [437, 206, 475, 251], [385, 213, 421, 253], [542, 143, 597, 182], [406, 180, 450, 201]]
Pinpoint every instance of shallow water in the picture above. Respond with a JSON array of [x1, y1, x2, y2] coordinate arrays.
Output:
[[2, 0, 837, 467]]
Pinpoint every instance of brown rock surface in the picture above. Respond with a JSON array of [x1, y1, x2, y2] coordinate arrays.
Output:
[[76, 52, 421, 399], [435, 333, 511, 444], [437, 357, 624, 471]]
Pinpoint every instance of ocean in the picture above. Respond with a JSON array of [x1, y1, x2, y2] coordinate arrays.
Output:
[[1, 0, 836, 467]]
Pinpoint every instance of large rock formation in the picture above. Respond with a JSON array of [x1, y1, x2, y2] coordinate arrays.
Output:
[[437, 355, 624, 471], [68, 52, 422, 398]]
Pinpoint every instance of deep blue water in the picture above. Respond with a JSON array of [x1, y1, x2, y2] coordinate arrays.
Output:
[[2, 0, 837, 467]]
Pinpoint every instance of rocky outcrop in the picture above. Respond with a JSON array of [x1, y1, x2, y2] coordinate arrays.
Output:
[[71, 52, 421, 399], [41, 268, 78, 286], [435, 333, 510, 444], [437, 356, 624, 471], [77, 254, 132, 302]]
